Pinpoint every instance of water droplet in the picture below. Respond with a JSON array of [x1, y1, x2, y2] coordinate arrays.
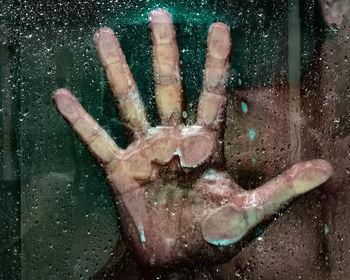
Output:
[[241, 101, 248, 113], [249, 128, 255, 141]]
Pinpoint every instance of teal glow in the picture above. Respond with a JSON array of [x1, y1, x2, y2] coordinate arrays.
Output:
[[252, 157, 257, 163], [324, 224, 329, 235], [207, 239, 236, 246], [249, 128, 255, 141], [241, 101, 248, 113], [138, 225, 146, 243], [109, 2, 225, 25], [254, 226, 266, 238]]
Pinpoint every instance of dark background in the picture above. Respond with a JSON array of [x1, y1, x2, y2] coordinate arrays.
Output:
[[0, 0, 338, 279]]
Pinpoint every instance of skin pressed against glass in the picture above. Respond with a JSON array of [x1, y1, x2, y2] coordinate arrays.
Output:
[[53, 7, 333, 274], [2, 1, 349, 279]]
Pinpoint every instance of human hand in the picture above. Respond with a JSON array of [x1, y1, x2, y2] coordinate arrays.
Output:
[[53, 9, 333, 269]]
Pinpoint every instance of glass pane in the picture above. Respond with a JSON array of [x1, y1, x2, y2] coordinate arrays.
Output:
[[0, 0, 349, 279]]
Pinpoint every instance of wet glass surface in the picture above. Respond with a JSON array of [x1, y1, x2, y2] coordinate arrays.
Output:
[[0, 0, 349, 279]]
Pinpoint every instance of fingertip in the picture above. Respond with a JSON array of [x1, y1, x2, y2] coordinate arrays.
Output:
[[53, 88, 73, 103], [93, 27, 121, 61], [149, 8, 175, 46], [290, 159, 334, 195], [290, 159, 334, 180], [93, 26, 116, 45], [53, 88, 80, 118], [209, 22, 230, 34], [149, 8, 172, 23], [312, 159, 334, 177], [207, 22, 231, 60]]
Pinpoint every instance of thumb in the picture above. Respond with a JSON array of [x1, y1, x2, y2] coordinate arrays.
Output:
[[201, 159, 333, 246]]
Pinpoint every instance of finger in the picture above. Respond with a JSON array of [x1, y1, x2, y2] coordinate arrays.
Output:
[[149, 9, 183, 126], [54, 88, 119, 165], [196, 22, 232, 134], [246, 159, 333, 210], [201, 159, 333, 246], [94, 27, 149, 134]]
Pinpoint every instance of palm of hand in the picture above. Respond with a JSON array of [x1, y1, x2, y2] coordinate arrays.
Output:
[[54, 9, 332, 269]]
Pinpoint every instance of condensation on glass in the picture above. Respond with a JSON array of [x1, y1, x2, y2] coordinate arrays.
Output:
[[0, 0, 349, 279]]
